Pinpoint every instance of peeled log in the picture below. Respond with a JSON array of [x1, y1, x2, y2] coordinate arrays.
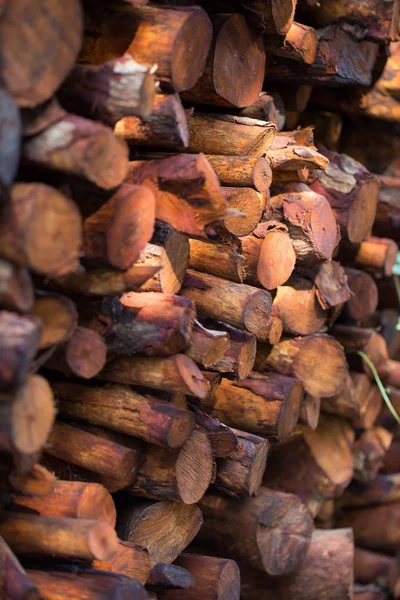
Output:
[[181, 14, 265, 108], [309, 149, 379, 244], [238, 0, 296, 34], [187, 114, 276, 156], [0, 0, 82, 107], [117, 499, 203, 566], [0, 183, 81, 277], [186, 321, 229, 369], [198, 487, 313, 576], [208, 372, 303, 440]]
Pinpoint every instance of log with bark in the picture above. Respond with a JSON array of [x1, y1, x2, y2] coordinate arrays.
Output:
[[239, 91, 286, 129], [186, 321, 229, 369], [354, 547, 395, 587], [202, 322, 257, 380], [94, 541, 151, 585], [205, 155, 272, 192], [336, 501, 400, 552], [264, 22, 318, 64], [340, 236, 399, 277]]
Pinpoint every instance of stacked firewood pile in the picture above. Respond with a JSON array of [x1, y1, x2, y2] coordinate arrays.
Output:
[[3, 0, 400, 598]]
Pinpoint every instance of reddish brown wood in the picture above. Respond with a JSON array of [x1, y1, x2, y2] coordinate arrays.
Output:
[[204, 323, 257, 380], [189, 405, 238, 458], [94, 541, 151, 585], [265, 22, 317, 64], [344, 268, 379, 321], [186, 322, 229, 369], [205, 155, 272, 192]]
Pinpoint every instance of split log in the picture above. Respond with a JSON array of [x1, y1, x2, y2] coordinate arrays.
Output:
[[148, 562, 194, 589], [45, 326, 107, 379], [0, 0, 82, 107], [0, 375, 55, 473], [128, 430, 214, 503], [44, 422, 140, 489], [181, 14, 265, 108], [239, 91, 286, 130], [59, 55, 155, 126], [83, 183, 156, 270], [0, 312, 41, 390], [85, 4, 212, 92], [264, 22, 317, 64], [353, 427, 393, 483], [189, 405, 238, 458], [187, 114, 276, 156], [0, 183, 81, 277], [213, 429, 269, 497], [28, 569, 147, 600], [12, 481, 116, 527], [297, 0, 400, 43], [52, 380, 194, 449], [98, 354, 209, 399], [188, 239, 244, 284], [262, 334, 348, 398], [205, 155, 272, 192], [23, 115, 128, 190], [181, 269, 272, 340], [354, 547, 395, 586], [265, 25, 372, 87], [7, 464, 56, 497], [321, 372, 362, 420], [0, 260, 34, 313], [0, 88, 21, 186], [198, 487, 313, 576], [336, 501, 400, 552], [263, 416, 354, 516], [309, 149, 379, 244], [0, 536, 40, 600], [208, 372, 303, 440], [117, 499, 203, 566], [31, 293, 77, 350], [44, 265, 160, 297], [127, 155, 227, 237], [115, 93, 188, 149], [221, 187, 263, 236], [205, 323, 257, 380], [94, 541, 151, 585], [157, 554, 240, 600], [240, 528, 354, 600], [344, 268, 379, 322], [340, 473, 400, 509], [186, 322, 229, 369], [0, 511, 118, 561], [268, 186, 339, 266]]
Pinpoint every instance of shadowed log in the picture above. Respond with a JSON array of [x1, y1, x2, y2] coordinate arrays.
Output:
[[94, 541, 151, 585]]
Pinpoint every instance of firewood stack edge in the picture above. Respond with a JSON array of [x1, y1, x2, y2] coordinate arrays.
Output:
[[2, 0, 400, 598]]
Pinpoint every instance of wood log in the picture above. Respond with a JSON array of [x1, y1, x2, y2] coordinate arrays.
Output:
[[31, 293, 77, 351], [299, 393, 321, 429], [0, 87, 21, 186], [0, 511, 118, 561], [382, 439, 400, 472], [186, 322, 229, 368], [21, 97, 66, 137], [321, 372, 362, 420], [7, 464, 56, 497], [340, 473, 400, 509], [0, 183, 81, 277], [127, 155, 227, 237], [213, 428, 269, 497], [148, 562, 194, 589], [208, 372, 303, 440], [354, 547, 395, 586], [297, 0, 400, 43], [0, 312, 41, 390], [0, 260, 34, 313], [98, 354, 209, 399], [205, 155, 272, 192], [374, 174, 400, 240], [268, 186, 339, 266], [237, 0, 296, 34], [157, 554, 240, 600], [262, 334, 348, 398], [309, 149, 379, 244], [45, 326, 107, 379], [52, 380, 194, 449], [117, 499, 203, 566], [23, 114, 128, 190], [240, 528, 354, 600], [128, 430, 214, 503], [189, 405, 238, 458], [0, 0, 82, 107], [83, 183, 156, 270], [94, 541, 151, 585], [221, 187, 263, 236], [59, 55, 155, 126], [353, 427, 393, 483], [12, 481, 116, 527], [264, 22, 317, 64], [354, 378, 383, 431], [239, 91, 286, 130], [187, 114, 276, 156], [188, 239, 244, 284], [348, 236, 398, 277], [344, 268, 379, 322], [198, 487, 313, 576], [263, 416, 354, 516], [44, 421, 140, 489], [115, 93, 188, 149], [265, 25, 372, 87], [336, 501, 400, 552], [85, 4, 212, 92], [28, 569, 147, 600], [204, 322, 257, 380], [181, 14, 265, 108], [181, 269, 272, 340], [0, 535, 40, 599], [267, 145, 328, 171], [0, 375, 55, 473]]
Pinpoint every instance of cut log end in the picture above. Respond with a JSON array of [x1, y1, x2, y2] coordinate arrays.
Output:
[[65, 327, 107, 379], [278, 379, 304, 441], [257, 227, 296, 290], [222, 187, 263, 237], [167, 409, 195, 450], [348, 179, 380, 244], [176, 430, 214, 503], [88, 521, 118, 562], [243, 290, 273, 338]]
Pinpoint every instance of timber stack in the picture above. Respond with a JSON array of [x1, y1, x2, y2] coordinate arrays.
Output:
[[2, 0, 400, 598]]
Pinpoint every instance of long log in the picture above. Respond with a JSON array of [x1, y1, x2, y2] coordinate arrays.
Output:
[[45, 326, 107, 379], [352, 427, 393, 483]]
